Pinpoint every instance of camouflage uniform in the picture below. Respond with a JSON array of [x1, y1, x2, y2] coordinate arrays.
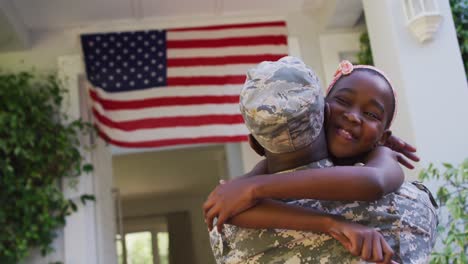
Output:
[[210, 164, 438, 264], [209, 57, 438, 264]]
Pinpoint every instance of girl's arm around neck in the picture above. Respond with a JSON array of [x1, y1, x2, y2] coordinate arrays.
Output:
[[362, 146, 405, 195], [203, 147, 403, 230], [251, 146, 404, 202]]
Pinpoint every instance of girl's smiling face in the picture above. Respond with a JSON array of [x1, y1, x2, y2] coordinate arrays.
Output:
[[325, 70, 394, 161]]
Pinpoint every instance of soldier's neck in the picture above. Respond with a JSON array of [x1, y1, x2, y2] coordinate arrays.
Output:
[[265, 134, 328, 174]]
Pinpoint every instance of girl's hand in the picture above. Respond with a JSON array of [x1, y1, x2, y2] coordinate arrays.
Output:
[[329, 220, 398, 264], [203, 177, 258, 232], [384, 135, 419, 169]]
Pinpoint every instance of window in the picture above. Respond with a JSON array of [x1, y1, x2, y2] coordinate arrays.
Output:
[[157, 232, 169, 264], [126, 232, 154, 264], [116, 231, 169, 264]]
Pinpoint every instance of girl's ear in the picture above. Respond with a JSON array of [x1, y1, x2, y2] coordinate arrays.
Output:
[[248, 134, 265, 156], [378, 130, 392, 145]]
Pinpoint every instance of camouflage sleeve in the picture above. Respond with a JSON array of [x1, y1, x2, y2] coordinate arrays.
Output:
[[209, 182, 438, 264], [303, 182, 438, 264], [209, 199, 362, 264]]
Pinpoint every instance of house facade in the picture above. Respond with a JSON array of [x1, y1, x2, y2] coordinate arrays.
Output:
[[0, 0, 466, 263]]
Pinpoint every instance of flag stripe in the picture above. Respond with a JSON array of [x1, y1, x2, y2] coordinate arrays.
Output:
[[98, 129, 248, 148], [167, 45, 288, 58], [167, 64, 257, 77], [169, 21, 286, 32], [167, 35, 287, 49], [90, 89, 240, 110], [167, 26, 287, 40], [167, 54, 287, 67], [93, 108, 244, 131], [96, 122, 249, 141], [167, 75, 246, 86], [89, 84, 242, 100], [92, 101, 242, 121]]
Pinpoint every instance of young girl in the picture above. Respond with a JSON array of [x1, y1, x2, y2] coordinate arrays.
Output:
[[205, 59, 438, 263]]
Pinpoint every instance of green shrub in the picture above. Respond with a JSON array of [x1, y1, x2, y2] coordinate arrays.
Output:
[[419, 159, 468, 264], [357, 31, 374, 65], [450, 0, 468, 78], [0, 72, 94, 263]]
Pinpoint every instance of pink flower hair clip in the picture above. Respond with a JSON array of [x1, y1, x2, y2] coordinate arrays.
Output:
[[334, 60, 354, 77], [328, 60, 355, 94]]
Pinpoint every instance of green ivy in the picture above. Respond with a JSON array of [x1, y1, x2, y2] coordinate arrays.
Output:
[[0, 72, 95, 263], [357, 31, 374, 66], [419, 159, 468, 264], [450, 0, 468, 78]]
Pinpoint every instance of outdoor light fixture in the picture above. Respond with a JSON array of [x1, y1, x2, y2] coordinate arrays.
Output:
[[402, 0, 443, 43]]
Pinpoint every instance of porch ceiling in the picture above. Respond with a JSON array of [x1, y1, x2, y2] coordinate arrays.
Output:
[[3, 0, 320, 31], [326, 0, 364, 29], [0, 0, 364, 51]]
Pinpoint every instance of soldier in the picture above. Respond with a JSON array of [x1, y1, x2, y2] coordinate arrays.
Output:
[[206, 57, 438, 263]]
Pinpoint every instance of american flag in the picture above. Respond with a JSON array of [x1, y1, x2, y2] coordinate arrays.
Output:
[[80, 21, 288, 148]]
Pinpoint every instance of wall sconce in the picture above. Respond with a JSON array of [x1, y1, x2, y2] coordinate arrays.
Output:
[[402, 0, 443, 43]]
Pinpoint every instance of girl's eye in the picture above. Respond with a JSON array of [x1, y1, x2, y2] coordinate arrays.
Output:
[[335, 97, 349, 105], [364, 112, 381, 120]]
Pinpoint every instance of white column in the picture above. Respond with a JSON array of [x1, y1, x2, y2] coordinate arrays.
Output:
[[240, 142, 263, 174], [58, 55, 118, 264], [224, 142, 263, 178], [91, 138, 119, 264], [362, 0, 468, 170], [58, 55, 99, 264], [223, 143, 245, 178]]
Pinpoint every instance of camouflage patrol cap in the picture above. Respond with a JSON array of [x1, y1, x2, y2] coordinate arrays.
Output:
[[240, 56, 324, 154]]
